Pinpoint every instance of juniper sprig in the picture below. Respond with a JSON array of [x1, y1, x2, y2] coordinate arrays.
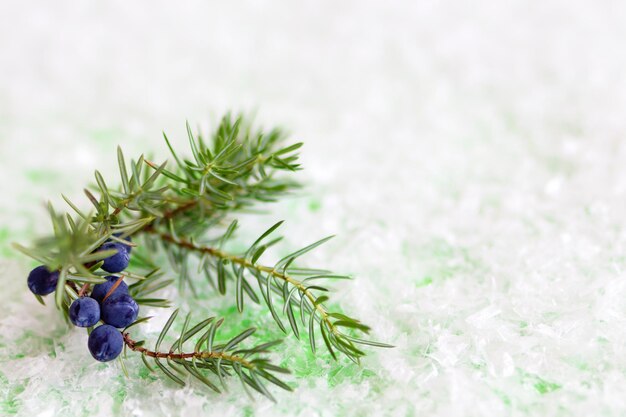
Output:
[[14, 114, 392, 400]]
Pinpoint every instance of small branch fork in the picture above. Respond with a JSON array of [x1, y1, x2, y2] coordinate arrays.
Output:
[[122, 332, 255, 369]]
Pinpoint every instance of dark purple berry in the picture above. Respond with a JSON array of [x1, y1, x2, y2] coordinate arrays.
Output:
[[101, 293, 139, 328], [88, 324, 123, 362], [27, 265, 59, 295], [99, 242, 130, 273], [112, 233, 133, 254], [69, 297, 100, 327], [90, 275, 129, 304]]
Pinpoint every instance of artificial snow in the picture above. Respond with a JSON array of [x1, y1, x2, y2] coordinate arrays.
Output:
[[2, 1, 626, 416]]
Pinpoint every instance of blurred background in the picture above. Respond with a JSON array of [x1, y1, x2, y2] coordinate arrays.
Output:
[[2, 1, 626, 416]]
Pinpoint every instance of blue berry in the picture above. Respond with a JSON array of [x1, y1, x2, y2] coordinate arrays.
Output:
[[111, 233, 133, 254], [90, 275, 129, 304], [99, 242, 130, 273], [101, 293, 139, 328], [27, 265, 59, 295], [69, 297, 100, 327], [88, 324, 123, 362]]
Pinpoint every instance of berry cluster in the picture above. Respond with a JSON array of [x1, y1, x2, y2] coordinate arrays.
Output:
[[26, 235, 138, 362]]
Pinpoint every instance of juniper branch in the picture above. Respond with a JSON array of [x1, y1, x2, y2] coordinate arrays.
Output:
[[144, 226, 336, 328], [14, 114, 392, 400], [123, 332, 255, 365], [122, 310, 291, 400], [142, 222, 391, 362]]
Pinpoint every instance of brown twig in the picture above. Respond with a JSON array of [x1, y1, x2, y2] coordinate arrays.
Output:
[[122, 332, 256, 368], [160, 200, 199, 221], [78, 283, 90, 297]]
